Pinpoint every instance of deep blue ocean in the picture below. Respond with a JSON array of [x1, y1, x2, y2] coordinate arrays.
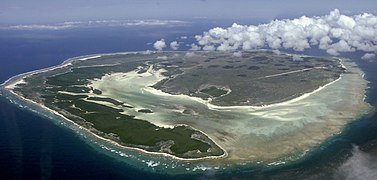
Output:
[[1, 20, 377, 179]]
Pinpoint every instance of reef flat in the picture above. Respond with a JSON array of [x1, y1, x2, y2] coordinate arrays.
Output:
[[1, 50, 371, 164]]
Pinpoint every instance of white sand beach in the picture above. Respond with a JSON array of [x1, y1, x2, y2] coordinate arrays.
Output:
[[1, 52, 372, 164]]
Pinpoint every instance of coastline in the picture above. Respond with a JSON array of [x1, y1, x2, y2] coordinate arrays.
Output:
[[143, 58, 347, 111], [143, 75, 343, 112], [0, 56, 229, 161], [1, 58, 228, 162], [0, 51, 372, 167], [1, 88, 228, 162]]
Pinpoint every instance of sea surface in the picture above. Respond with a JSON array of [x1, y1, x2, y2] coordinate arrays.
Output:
[[1, 20, 377, 179]]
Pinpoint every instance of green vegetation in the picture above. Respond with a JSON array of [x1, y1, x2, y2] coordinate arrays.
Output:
[[138, 109, 153, 113], [156, 51, 344, 106], [93, 89, 102, 95], [51, 86, 91, 93], [200, 86, 228, 97], [12, 51, 344, 158], [14, 55, 224, 158], [46, 93, 217, 157], [46, 63, 141, 87], [309, 79, 324, 88]]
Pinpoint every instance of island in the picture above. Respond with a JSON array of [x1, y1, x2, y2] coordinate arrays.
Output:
[[1, 50, 372, 165]]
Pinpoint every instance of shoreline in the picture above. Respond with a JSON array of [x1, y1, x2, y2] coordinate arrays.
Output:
[[0, 55, 229, 161], [2, 88, 228, 162], [0, 51, 371, 166], [144, 59, 347, 111], [143, 75, 343, 112]]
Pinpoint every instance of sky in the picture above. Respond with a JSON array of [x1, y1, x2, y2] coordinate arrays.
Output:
[[1, 0, 377, 59], [1, 0, 377, 24]]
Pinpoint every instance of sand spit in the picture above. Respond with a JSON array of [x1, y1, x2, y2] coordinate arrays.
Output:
[[89, 58, 371, 163], [79, 55, 102, 61]]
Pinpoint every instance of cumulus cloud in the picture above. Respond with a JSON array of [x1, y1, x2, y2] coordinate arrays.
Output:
[[142, 50, 153, 54], [185, 52, 198, 57], [153, 39, 166, 51], [233, 51, 243, 57], [335, 146, 377, 179], [190, 43, 201, 51], [361, 53, 376, 60], [194, 9, 377, 57], [292, 55, 304, 61], [170, 41, 180, 50], [203, 45, 216, 51]]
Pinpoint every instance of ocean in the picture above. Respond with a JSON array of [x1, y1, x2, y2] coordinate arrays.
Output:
[[1, 20, 377, 179]]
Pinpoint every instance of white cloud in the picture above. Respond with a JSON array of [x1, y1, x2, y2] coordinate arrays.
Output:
[[142, 50, 153, 54], [194, 9, 377, 56], [153, 39, 166, 51], [335, 146, 377, 179], [125, 20, 187, 26], [233, 51, 242, 57], [361, 53, 376, 60], [185, 52, 197, 57], [326, 48, 340, 56], [170, 41, 180, 50], [292, 55, 304, 61], [272, 49, 281, 55], [157, 56, 168, 60], [1, 24, 74, 30], [203, 45, 216, 51], [190, 43, 201, 51], [1, 20, 188, 30]]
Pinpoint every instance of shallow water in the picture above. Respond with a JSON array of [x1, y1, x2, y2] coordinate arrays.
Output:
[[85, 55, 370, 164], [1, 23, 377, 179]]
